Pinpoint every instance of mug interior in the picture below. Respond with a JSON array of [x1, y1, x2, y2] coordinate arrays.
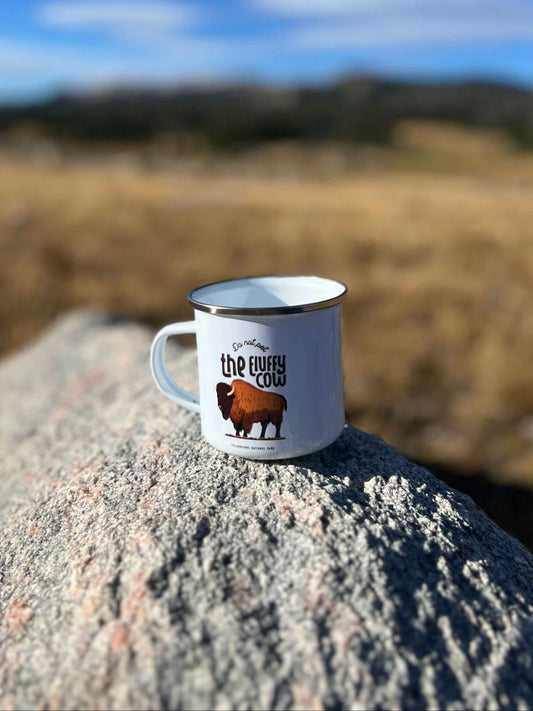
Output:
[[189, 276, 347, 315]]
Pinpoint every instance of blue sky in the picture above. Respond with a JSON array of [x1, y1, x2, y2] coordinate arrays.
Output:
[[1, 0, 533, 104]]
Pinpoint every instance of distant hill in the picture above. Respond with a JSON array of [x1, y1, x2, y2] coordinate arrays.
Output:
[[1, 76, 532, 147]]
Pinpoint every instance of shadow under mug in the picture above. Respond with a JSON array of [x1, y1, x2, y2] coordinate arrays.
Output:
[[150, 275, 347, 460]]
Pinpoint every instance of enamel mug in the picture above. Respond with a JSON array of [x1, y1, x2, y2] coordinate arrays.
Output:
[[150, 275, 347, 460]]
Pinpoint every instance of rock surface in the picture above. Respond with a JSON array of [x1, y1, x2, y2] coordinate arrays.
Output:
[[1, 310, 533, 711]]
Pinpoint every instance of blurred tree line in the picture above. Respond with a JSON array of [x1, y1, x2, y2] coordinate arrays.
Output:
[[1, 76, 532, 148]]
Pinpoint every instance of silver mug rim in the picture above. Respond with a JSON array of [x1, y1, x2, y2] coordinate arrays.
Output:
[[188, 275, 348, 316]]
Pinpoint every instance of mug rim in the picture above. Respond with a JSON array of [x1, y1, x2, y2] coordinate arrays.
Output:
[[188, 275, 348, 316]]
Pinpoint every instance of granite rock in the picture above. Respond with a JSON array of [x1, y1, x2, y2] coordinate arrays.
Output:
[[1, 310, 533, 710]]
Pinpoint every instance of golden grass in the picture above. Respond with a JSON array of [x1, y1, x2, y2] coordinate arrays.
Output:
[[1, 125, 533, 484]]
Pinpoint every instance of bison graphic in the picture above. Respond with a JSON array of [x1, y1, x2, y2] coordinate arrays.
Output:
[[216, 379, 287, 439]]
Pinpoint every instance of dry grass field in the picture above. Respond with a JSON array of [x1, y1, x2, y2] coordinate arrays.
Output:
[[1, 121, 533, 489]]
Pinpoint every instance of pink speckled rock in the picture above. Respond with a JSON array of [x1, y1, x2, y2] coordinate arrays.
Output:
[[1, 310, 533, 710]]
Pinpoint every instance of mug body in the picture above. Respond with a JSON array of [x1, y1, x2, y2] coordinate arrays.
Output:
[[195, 305, 345, 459]]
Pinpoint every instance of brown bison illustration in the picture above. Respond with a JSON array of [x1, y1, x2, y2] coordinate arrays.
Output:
[[216, 379, 287, 439]]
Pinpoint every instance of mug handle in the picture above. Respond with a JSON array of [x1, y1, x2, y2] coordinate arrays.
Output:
[[150, 322, 201, 414]]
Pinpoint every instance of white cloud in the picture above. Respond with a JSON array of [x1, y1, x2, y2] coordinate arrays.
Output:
[[30, 1, 230, 79], [256, 0, 533, 46], [255, 0, 476, 16], [0, 37, 226, 87], [293, 15, 533, 48], [1, 2, 277, 92], [38, 1, 198, 33], [0, 39, 96, 74]]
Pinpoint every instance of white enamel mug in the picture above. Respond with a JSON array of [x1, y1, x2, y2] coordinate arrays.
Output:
[[150, 276, 347, 460]]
